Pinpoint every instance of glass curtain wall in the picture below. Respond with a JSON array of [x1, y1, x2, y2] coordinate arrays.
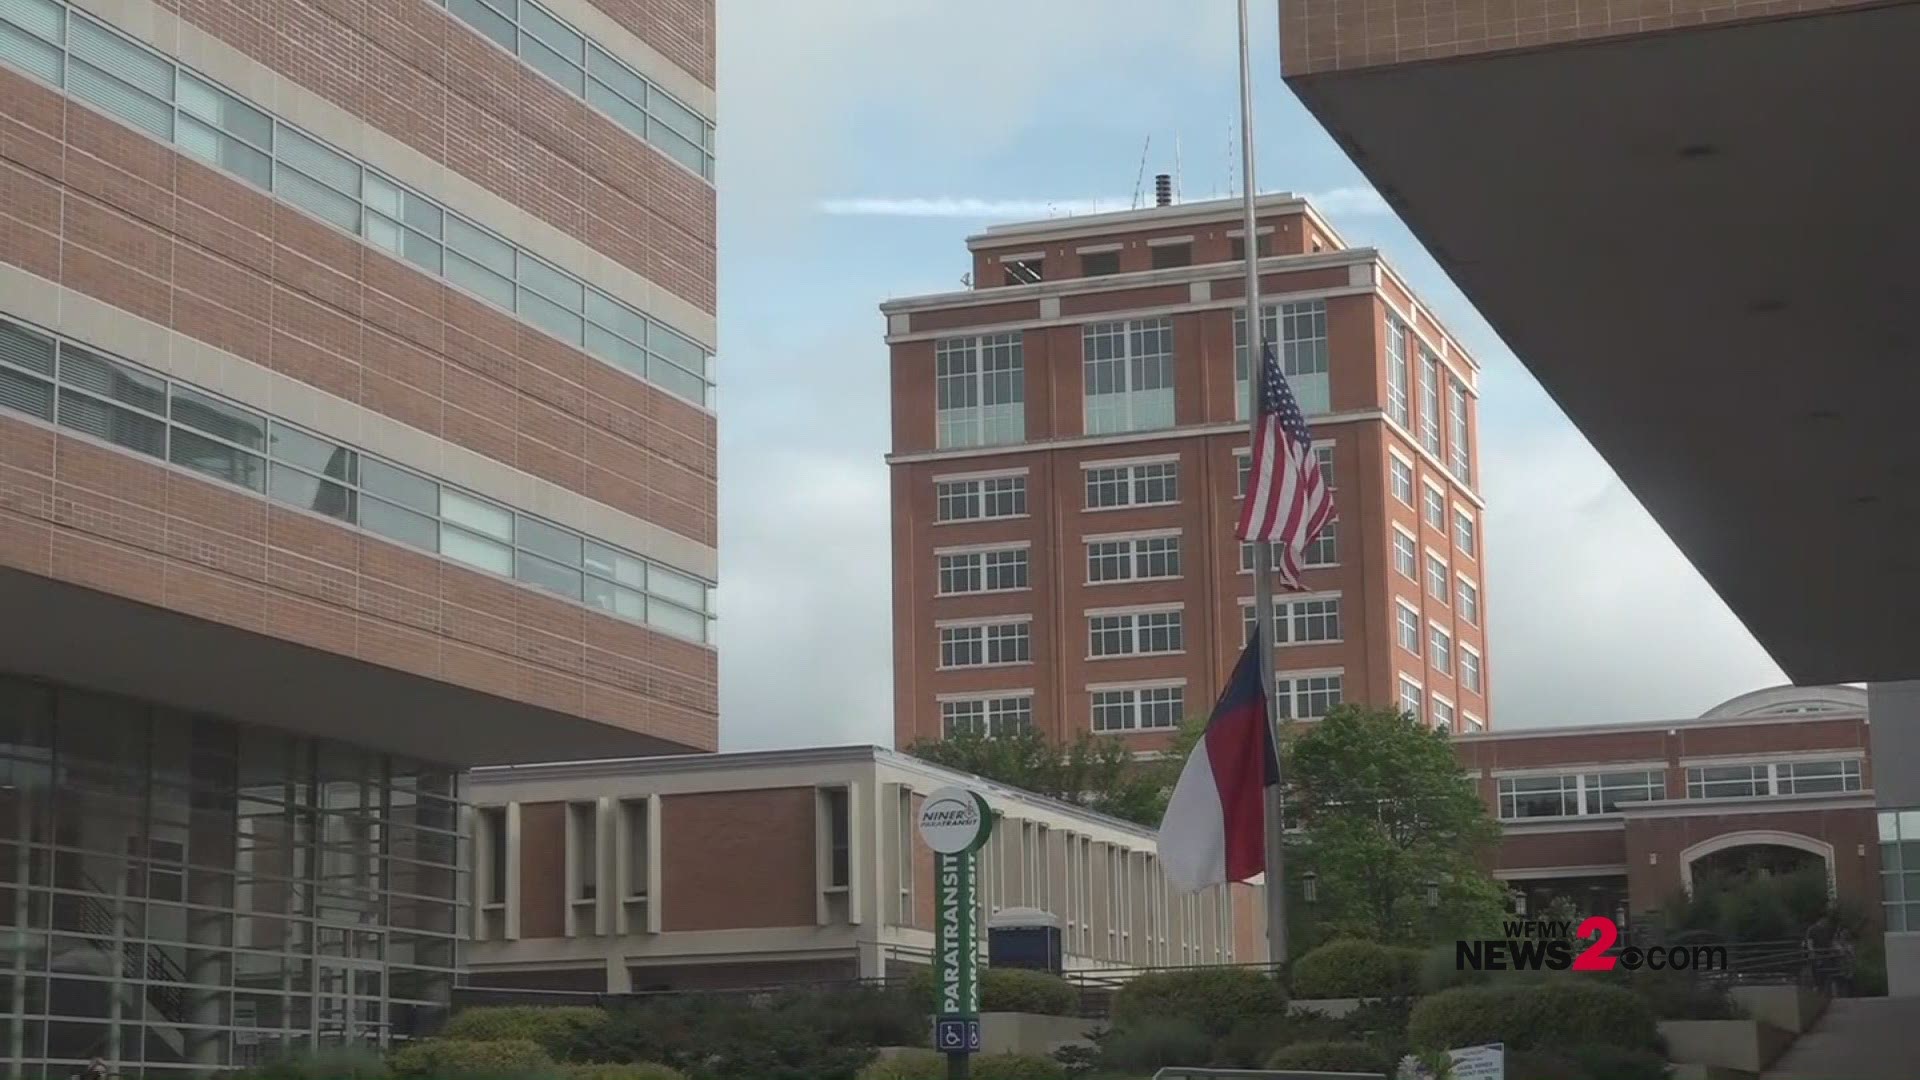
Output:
[[0, 675, 465, 1077]]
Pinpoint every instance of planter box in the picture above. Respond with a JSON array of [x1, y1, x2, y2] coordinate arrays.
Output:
[[1728, 984, 1828, 1033], [1660, 1018, 1796, 1073], [977, 1011, 1104, 1056]]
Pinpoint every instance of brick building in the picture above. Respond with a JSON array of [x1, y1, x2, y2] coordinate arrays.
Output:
[[461, 747, 1264, 991], [1460, 686, 1879, 930], [0, 0, 716, 1071], [884, 193, 1488, 752]]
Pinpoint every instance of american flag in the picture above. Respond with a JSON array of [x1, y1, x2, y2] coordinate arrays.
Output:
[[1236, 341, 1337, 589]]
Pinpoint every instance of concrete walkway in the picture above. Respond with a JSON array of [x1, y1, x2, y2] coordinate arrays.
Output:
[[1762, 997, 1920, 1080]]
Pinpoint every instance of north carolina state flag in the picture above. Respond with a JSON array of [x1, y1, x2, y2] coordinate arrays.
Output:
[[1159, 632, 1279, 892]]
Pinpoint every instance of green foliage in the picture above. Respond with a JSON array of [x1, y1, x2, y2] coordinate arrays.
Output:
[[389, 1037, 554, 1079], [1265, 1040, 1393, 1075], [1503, 1050, 1589, 1080], [571, 992, 896, 1080], [445, 1007, 611, 1057], [1291, 939, 1424, 998], [1283, 705, 1506, 946], [1566, 1044, 1670, 1080], [906, 720, 1203, 826], [1407, 982, 1658, 1054], [1109, 966, 1287, 1038], [562, 1066, 686, 1080], [1850, 936, 1888, 996], [1416, 942, 1485, 994], [1656, 863, 1859, 945], [1049, 1043, 1102, 1077], [774, 985, 929, 1048], [1618, 968, 1743, 1020], [1094, 1017, 1214, 1072], [856, 1050, 1066, 1080], [979, 967, 1078, 1015], [230, 1049, 392, 1080]]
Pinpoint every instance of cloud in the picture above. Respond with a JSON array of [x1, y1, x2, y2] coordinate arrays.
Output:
[[815, 187, 1391, 220]]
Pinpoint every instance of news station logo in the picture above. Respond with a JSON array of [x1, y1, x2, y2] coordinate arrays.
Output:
[[1457, 916, 1726, 973]]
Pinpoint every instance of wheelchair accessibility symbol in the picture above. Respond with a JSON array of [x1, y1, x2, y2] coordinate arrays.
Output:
[[934, 1016, 981, 1054]]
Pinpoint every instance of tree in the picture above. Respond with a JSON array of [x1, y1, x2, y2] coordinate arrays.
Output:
[[1283, 704, 1505, 947], [907, 721, 1204, 827]]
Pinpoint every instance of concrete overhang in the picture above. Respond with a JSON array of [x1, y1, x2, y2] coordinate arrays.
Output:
[[1284, 4, 1920, 683], [0, 568, 696, 767]]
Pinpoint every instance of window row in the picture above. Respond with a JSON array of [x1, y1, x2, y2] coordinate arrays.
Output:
[[936, 473, 1027, 522], [1498, 770, 1665, 821], [0, 318, 716, 643], [1086, 460, 1177, 509], [931, 302, 1335, 451], [1241, 593, 1342, 646], [1089, 609, 1184, 658], [1391, 315, 1473, 488], [0, 0, 715, 407], [1240, 527, 1339, 573], [1238, 444, 1334, 497], [941, 695, 1035, 738], [937, 547, 1029, 595], [938, 620, 1032, 668], [1388, 454, 1477, 559], [1879, 809, 1920, 932], [1685, 759, 1863, 799], [440, 0, 715, 178]]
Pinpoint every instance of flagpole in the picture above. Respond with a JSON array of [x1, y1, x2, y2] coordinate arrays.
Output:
[[1235, 0, 1289, 969]]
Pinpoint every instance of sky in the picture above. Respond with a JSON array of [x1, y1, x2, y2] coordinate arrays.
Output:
[[708, 0, 1786, 751]]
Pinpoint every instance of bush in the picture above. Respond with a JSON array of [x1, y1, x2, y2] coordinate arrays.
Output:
[[389, 1037, 554, 1078], [1567, 1044, 1669, 1080], [1505, 1050, 1590, 1080], [445, 1007, 612, 1057], [231, 1049, 392, 1080], [1417, 942, 1485, 994], [1407, 981, 1658, 1054], [563, 1066, 686, 1080], [857, 1050, 1065, 1080], [1622, 969, 1743, 1020], [775, 985, 928, 1048], [1291, 939, 1423, 998], [1265, 1040, 1393, 1075], [981, 967, 1078, 1015], [1110, 967, 1286, 1037], [1095, 1017, 1212, 1072]]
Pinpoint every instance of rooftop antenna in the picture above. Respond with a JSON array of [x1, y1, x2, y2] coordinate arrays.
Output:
[[1129, 134, 1152, 210]]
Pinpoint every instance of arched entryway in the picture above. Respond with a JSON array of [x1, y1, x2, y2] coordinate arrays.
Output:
[[1679, 830, 1835, 895]]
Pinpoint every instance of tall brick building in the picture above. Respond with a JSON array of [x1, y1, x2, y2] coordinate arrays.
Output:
[[883, 193, 1487, 750], [0, 0, 715, 1071]]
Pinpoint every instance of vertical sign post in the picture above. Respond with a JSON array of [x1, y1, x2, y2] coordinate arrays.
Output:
[[918, 786, 994, 1080]]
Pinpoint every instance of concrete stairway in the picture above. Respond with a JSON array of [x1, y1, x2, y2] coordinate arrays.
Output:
[[1762, 997, 1920, 1080]]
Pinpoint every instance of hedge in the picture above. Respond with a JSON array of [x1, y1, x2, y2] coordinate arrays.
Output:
[[229, 1050, 392, 1080], [443, 1006, 611, 1056], [1291, 940, 1424, 998], [1095, 1017, 1213, 1072], [388, 1037, 554, 1078], [1110, 967, 1287, 1037], [856, 1050, 1066, 1080], [561, 1066, 686, 1080], [1265, 1040, 1395, 1076], [1407, 982, 1658, 1054]]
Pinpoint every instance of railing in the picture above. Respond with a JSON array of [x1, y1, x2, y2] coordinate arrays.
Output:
[[71, 872, 191, 1027]]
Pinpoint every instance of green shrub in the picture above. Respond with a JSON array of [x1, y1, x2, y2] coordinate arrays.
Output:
[[389, 1037, 554, 1078], [858, 1050, 1065, 1080], [774, 985, 929, 1048], [1621, 969, 1742, 1020], [445, 1006, 611, 1057], [1417, 942, 1485, 994], [1567, 1043, 1669, 1080], [1110, 967, 1286, 1037], [981, 967, 1078, 1015], [231, 1049, 392, 1080], [1265, 1040, 1393, 1075], [1505, 1050, 1589, 1080], [1096, 1017, 1212, 1072], [1291, 939, 1423, 998], [562, 1065, 686, 1080], [1408, 982, 1658, 1054]]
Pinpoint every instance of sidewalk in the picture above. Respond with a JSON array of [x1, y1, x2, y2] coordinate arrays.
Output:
[[1762, 997, 1920, 1080]]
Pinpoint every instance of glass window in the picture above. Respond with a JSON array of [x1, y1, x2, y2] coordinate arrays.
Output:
[[270, 423, 355, 482], [170, 386, 265, 449], [269, 462, 354, 521], [1430, 625, 1452, 674], [1393, 531, 1417, 579], [274, 163, 360, 231], [449, 0, 515, 48], [177, 72, 271, 148], [0, 364, 52, 421], [360, 459, 437, 515], [585, 577, 645, 621], [650, 565, 705, 610], [1458, 578, 1479, 625], [275, 126, 360, 197], [1449, 377, 1472, 484], [170, 428, 264, 491], [1386, 318, 1410, 427], [441, 489, 512, 543], [1431, 697, 1454, 732], [1419, 351, 1442, 456], [446, 251, 516, 310], [1235, 302, 1330, 417], [1398, 676, 1422, 723], [442, 527, 512, 576], [1426, 553, 1448, 603], [1390, 456, 1414, 506], [445, 216, 515, 276], [516, 550, 582, 599], [1461, 648, 1482, 694], [935, 334, 1024, 449], [361, 498, 437, 551], [1396, 603, 1420, 655], [1455, 508, 1477, 557], [1583, 771, 1663, 814], [0, 319, 56, 376], [1084, 319, 1174, 434], [516, 515, 582, 566], [586, 45, 649, 105], [58, 389, 165, 458], [517, 254, 584, 311], [1276, 674, 1342, 720], [61, 345, 165, 414], [585, 542, 646, 588], [1424, 484, 1446, 529]]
